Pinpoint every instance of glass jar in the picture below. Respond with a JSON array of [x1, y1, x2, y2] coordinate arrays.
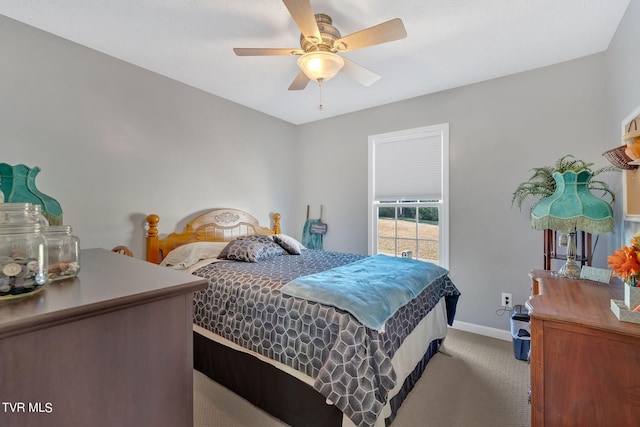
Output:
[[0, 203, 42, 225], [44, 225, 80, 281], [0, 225, 48, 299], [30, 204, 49, 226]]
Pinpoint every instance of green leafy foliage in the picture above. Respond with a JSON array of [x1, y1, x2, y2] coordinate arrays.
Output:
[[511, 155, 617, 211]]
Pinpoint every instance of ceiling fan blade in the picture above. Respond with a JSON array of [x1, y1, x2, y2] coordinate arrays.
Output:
[[341, 58, 381, 87], [334, 18, 407, 52], [288, 71, 311, 90], [234, 48, 302, 56], [282, 0, 322, 42]]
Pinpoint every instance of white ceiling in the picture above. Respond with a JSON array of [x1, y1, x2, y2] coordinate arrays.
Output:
[[0, 0, 630, 125]]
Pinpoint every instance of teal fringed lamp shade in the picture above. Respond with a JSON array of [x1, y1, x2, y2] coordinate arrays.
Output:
[[531, 170, 614, 235], [0, 163, 63, 226]]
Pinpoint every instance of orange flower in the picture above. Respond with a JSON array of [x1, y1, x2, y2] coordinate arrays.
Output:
[[608, 245, 640, 282]]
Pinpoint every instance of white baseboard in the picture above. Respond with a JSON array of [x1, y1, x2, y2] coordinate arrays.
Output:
[[450, 321, 512, 342]]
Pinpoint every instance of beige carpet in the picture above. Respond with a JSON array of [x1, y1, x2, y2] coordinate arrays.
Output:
[[194, 328, 531, 427]]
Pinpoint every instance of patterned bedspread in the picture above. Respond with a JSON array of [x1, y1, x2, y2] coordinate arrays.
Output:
[[192, 250, 459, 427]]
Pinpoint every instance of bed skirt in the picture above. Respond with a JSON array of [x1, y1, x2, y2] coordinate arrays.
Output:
[[193, 330, 443, 427]]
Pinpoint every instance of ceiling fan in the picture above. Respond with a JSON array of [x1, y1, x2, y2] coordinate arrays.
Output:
[[233, 0, 407, 93]]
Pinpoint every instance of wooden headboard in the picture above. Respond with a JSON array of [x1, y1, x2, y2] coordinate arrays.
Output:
[[145, 208, 281, 264]]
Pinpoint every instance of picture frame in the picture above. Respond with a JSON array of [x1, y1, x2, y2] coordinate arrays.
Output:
[[622, 104, 640, 221]]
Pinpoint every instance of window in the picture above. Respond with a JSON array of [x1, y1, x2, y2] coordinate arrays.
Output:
[[368, 123, 449, 268]]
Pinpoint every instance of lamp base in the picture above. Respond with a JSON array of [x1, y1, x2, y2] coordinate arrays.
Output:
[[551, 229, 582, 279], [553, 259, 582, 279]]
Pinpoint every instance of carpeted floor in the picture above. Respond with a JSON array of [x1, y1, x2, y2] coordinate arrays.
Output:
[[193, 328, 531, 427]]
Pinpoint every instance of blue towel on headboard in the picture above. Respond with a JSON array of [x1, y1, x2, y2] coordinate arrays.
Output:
[[302, 218, 324, 250], [281, 254, 449, 331]]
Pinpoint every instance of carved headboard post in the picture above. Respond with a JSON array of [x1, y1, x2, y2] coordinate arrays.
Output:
[[273, 213, 281, 234], [146, 214, 160, 264]]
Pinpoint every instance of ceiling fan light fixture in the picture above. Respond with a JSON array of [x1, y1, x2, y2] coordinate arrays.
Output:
[[306, 36, 320, 45], [334, 41, 348, 51], [297, 51, 344, 82]]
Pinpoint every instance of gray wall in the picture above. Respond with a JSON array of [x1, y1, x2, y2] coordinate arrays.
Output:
[[2, 1, 638, 334], [295, 53, 614, 332], [0, 15, 298, 258], [606, 0, 640, 242]]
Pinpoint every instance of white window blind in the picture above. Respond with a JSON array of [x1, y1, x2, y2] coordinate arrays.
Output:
[[372, 132, 442, 201]]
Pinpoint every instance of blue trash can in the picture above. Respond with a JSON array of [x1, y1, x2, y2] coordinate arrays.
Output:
[[511, 304, 531, 361]]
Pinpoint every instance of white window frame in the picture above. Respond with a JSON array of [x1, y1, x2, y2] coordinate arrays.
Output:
[[367, 123, 449, 268]]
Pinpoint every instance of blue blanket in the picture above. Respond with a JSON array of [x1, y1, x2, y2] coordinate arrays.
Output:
[[280, 254, 449, 331]]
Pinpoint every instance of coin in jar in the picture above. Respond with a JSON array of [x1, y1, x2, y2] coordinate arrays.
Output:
[[3, 263, 22, 277]]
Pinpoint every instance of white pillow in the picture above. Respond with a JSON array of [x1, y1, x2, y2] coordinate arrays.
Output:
[[160, 241, 230, 269], [272, 234, 305, 255]]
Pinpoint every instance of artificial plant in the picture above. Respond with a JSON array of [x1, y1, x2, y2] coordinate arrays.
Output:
[[511, 154, 616, 211]]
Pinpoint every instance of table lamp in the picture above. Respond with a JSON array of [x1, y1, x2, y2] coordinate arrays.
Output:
[[531, 170, 614, 278]]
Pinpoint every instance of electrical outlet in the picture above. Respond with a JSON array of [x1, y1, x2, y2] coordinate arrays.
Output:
[[501, 292, 512, 308]]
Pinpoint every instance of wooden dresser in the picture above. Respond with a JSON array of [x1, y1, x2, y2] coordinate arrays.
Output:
[[0, 248, 207, 427], [527, 270, 640, 427]]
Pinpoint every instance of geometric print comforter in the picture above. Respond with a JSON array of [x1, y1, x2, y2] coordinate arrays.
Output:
[[191, 249, 460, 427]]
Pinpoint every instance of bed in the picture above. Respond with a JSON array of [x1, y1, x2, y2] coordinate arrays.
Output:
[[142, 208, 460, 427]]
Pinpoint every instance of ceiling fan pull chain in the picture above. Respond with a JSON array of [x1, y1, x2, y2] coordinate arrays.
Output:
[[318, 78, 324, 110]]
